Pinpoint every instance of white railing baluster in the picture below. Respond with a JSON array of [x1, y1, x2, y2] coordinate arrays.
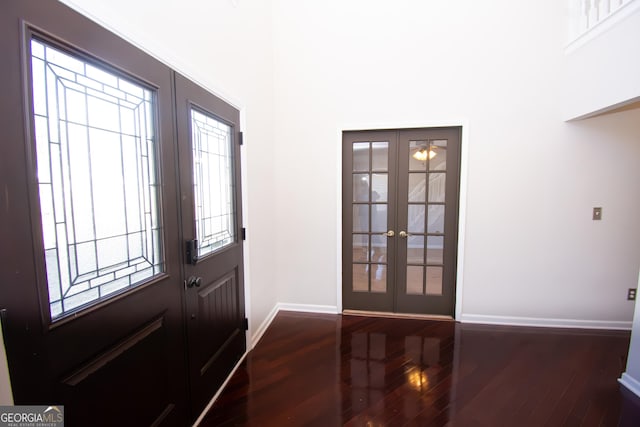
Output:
[[588, 0, 599, 26], [569, 0, 638, 43], [580, 0, 590, 32]]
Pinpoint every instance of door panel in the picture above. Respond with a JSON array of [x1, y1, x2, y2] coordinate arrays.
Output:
[[396, 128, 461, 315], [342, 131, 398, 312], [0, 1, 187, 425], [343, 128, 461, 316], [174, 73, 246, 419]]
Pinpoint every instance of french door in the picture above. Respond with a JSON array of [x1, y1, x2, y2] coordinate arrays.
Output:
[[0, 1, 246, 425], [342, 128, 461, 316]]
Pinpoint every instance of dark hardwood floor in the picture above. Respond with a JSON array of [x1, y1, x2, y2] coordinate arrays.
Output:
[[199, 311, 640, 426]]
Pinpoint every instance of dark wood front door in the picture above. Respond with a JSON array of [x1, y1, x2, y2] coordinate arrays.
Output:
[[0, 2, 188, 425], [0, 2, 247, 425], [174, 74, 246, 417], [342, 128, 461, 316]]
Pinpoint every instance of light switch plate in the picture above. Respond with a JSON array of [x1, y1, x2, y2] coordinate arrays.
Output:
[[593, 207, 602, 220]]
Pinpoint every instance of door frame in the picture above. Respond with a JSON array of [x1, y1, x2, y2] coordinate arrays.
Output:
[[336, 120, 470, 320]]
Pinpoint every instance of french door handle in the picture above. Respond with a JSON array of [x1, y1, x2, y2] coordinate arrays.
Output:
[[383, 230, 395, 237], [399, 231, 411, 238]]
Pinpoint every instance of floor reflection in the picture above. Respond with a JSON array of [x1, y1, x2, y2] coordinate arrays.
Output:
[[340, 317, 456, 426], [201, 312, 634, 427]]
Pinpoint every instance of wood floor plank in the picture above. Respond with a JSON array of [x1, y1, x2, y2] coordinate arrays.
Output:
[[199, 312, 640, 426]]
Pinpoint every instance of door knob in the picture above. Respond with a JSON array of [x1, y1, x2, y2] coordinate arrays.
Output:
[[187, 276, 202, 288], [399, 231, 411, 238], [383, 230, 395, 237]]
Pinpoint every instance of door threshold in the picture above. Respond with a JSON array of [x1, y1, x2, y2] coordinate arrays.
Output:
[[342, 309, 454, 322]]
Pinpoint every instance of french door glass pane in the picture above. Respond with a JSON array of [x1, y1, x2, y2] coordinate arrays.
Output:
[[371, 264, 387, 293], [30, 38, 163, 320], [426, 267, 443, 295], [353, 174, 370, 202], [428, 173, 446, 203], [429, 140, 447, 171], [371, 142, 388, 171], [351, 139, 389, 295], [406, 266, 423, 295], [353, 235, 369, 262], [353, 264, 369, 292], [190, 109, 236, 257], [408, 173, 426, 202]]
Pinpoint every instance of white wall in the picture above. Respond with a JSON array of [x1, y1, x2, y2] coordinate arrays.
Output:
[[620, 270, 640, 397], [59, 0, 278, 338], [564, 1, 640, 120], [272, 0, 640, 324]]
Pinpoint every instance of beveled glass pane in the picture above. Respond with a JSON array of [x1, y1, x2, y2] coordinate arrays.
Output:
[[429, 140, 447, 171], [30, 38, 163, 320], [353, 264, 369, 292], [371, 264, 386, 293], [409, 140, 428, 171], [353, 205, 369, 232], [371, 235, 387, 263], [353, 235, 369, 262], [372, 173, 387, 202], [191, 108, 236, 257], [371, 205, 387, 233], [353, 174, 370, 202], [427, 236, 444, 264], [408, 173, 426, 202], [408, 205, 425, 233], [407, 236, 425, 264], [428, 173, 446, 203], [426, 267, 443, 295], [353, 142, 369, 172], [406, 266, 424, 295], [427, 205, 445, 234], [371, 141, 388, 171]]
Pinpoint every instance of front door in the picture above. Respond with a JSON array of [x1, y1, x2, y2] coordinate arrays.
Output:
[[0, 2, 187, 425], [174, 74, 247, 417], [342, 128, 461, 316]]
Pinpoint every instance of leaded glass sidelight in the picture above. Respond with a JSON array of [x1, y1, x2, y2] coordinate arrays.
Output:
[[30, 38, 164, 320], [190, 109, 235, 258]]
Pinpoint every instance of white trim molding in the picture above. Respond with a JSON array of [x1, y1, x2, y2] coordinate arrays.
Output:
[[252, 303, 339, 350], [461, 313, 632, 330], [250, 303, 280, 350], [278, 303, 339, 314], [619, 373, 640, 399]]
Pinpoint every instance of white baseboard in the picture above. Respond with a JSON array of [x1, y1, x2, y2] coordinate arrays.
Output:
[[250, 304, 280, 350], [460, 314, 632, 330], [277, 303, 339, 314], [619, 373, 640, 399]]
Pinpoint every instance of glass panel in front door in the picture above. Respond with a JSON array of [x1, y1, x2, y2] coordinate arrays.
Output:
[[351, 141, 389, 293], [190, 109, 235, 258], [30, 38, 163, 320], [405, 139, 447, 296]]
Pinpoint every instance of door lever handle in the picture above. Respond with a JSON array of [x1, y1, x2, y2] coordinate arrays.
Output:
[[383, 230, 395, 237], [186, 276, 202, 288], [399, 231, 411, 238]]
